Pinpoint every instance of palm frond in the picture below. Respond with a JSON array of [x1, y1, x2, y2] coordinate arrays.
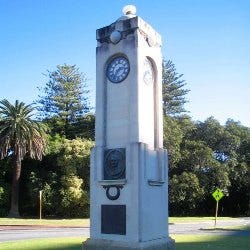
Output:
[[0, 99, 46, 161]]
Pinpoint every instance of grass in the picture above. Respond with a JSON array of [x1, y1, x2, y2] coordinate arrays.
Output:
[[169, 216, 238, 223], [0, 217, 239, 227], [0, 235, 250, 250], [0, 237, 84, 250], [225, 224, 250, 230], [205, 224, 250, 231], [0, 218, 89, 227], [172, 234, 250, 250]]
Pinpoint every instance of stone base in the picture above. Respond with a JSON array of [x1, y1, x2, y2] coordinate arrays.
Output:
[[82, 237, 175, 250]]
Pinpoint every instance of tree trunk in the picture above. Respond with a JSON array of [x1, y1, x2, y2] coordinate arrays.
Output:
[[8, 157, 22, 218]]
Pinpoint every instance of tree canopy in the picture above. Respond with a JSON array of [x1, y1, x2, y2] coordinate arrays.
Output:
[[0, 60, 249, 218], [165, 115, 250, 216]]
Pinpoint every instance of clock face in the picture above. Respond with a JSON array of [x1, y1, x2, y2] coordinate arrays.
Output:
[[107, 56, 130, 83], [143, 58, 154, 85]]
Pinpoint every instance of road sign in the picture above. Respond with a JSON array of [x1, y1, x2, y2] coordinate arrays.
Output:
[[212, 188, 224, 202], [212, 188, 224, 227]]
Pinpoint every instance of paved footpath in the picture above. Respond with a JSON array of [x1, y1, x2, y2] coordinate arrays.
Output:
[[0, 218, 249, 242]]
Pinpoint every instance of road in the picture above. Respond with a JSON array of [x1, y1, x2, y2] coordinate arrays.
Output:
[[0, 227, 89, 242], [0, 218, 249, 242]]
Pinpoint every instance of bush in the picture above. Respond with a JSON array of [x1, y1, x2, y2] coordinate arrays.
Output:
[[59, 175, 89, 217], [0, 184, 9, 216]]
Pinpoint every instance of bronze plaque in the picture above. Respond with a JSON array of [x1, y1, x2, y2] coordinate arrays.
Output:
[[101, 205, 126, 235], [104, 148, 126, 180]]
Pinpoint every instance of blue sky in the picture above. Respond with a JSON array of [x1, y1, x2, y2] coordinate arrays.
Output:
[[0, 0, 249, 127]]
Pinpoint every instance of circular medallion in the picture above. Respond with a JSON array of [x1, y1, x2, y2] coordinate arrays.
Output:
[[104, 149, 125, 179], [110, 30, 122, 44], [143, 58, 154, 85], [107, 56, 130, 83], [105, 186, 122, 200]]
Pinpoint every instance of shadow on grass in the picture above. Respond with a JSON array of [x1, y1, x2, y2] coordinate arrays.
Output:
[[201, 228, 243, 231], [199, 227, 250, 236], [174, 234, 250, 250], [0, 237, 84, 250], [30, 243, 82, 250]]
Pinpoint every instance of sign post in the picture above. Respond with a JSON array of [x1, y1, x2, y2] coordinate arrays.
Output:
[[39, 190, 42, 220], [212, 188, 224, 227]]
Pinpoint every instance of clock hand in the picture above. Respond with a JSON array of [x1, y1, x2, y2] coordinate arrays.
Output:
[[116, 67, 124, 76]]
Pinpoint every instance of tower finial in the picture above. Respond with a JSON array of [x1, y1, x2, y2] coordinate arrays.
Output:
[[122, 5, 136, 16]]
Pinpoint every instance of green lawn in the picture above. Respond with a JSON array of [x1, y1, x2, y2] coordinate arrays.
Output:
[[205, 224, 250, 231], [172, 235, 250, 250], [169, 216, 238, 223], [226, 224, 250, 230], [0, 235, 249, 250], [0, 237, 84, 250], [0, 218, 89, 227]]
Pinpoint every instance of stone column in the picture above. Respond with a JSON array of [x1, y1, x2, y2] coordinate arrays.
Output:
[[83, 5, 175, 250]]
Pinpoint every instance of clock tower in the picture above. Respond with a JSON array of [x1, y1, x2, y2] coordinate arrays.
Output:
[[83, 5, 175, 250]]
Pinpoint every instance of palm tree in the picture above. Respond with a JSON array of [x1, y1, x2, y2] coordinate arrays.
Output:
[[0, 99, 46, 217]]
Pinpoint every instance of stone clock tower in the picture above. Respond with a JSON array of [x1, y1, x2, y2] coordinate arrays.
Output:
[[83, 5, 175, 250]]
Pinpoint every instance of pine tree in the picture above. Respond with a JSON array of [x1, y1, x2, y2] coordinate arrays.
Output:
[[37, 64, 90, 137], [162, 60, 189, 116]]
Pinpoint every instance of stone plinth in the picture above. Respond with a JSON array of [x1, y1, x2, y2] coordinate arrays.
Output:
[[83, 237, 175, 250]]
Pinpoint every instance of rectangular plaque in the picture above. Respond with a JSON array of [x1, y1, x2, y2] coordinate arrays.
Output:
[[101, 205, 126, 235]]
